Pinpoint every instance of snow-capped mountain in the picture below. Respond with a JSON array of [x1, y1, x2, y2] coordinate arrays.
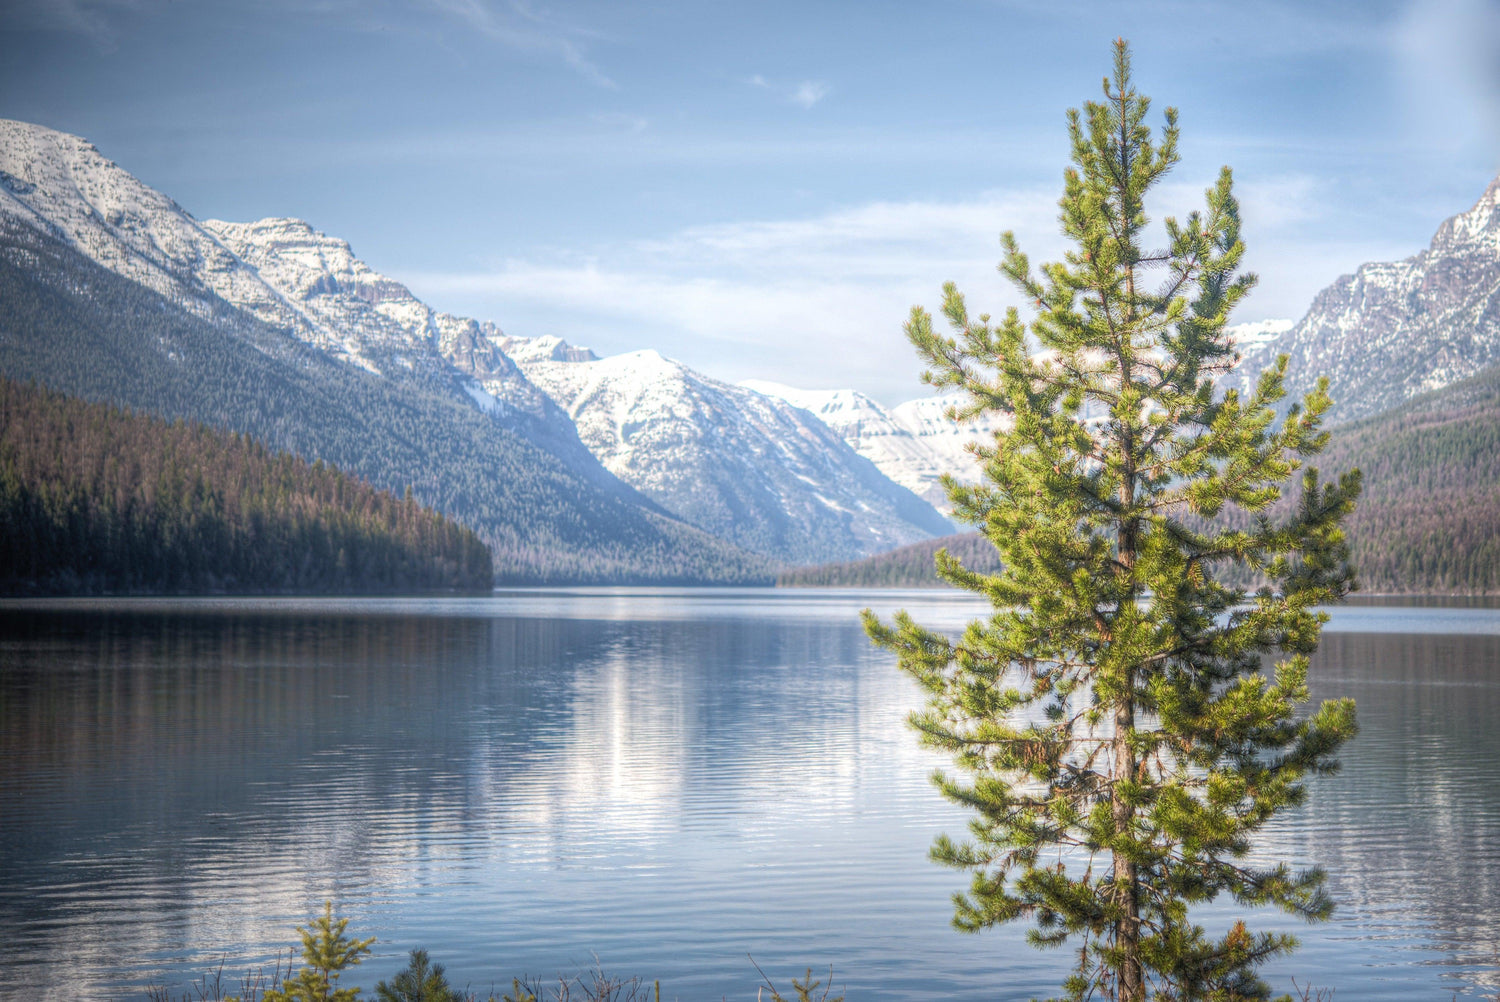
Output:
[[203, 217, 557, 423], [0, 119, 785, 582], [741, 381, 1009, 511], [511, 345, 954, 564], [746, 319, 1298, 512], [1226, 318, 1293, 355], [0, 119, 628, 481], [1233, 177, 1500, 422], [0, 118, 952, 570], [198, 217, 951, 564]]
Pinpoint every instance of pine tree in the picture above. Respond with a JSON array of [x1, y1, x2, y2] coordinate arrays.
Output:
[[374, 948, 462, 1002], [263, 901, 375, 1002], [863, 41, 1361, 1002]]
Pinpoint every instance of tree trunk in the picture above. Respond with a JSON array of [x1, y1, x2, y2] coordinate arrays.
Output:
[[1116, 427, 1144, 999], [1114, 688, 1143, 1000]]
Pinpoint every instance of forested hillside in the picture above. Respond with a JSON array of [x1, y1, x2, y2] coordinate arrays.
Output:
[[0, 377, 493, 595], [778, 532, 1000, 587], [0, 219, 773, 584], [1320, 361, 1500, 593], [783, 363, 1500, 593]]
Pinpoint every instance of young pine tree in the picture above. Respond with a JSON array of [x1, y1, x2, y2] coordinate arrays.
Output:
[[263, 900, 375, 1002], [374, 948, 462, 1002], [863, 41, 1361, 1002]]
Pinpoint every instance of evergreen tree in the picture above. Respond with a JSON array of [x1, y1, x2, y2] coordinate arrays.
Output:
[[263, 901, 374, 1002], [374, 948, 462, 1002], [863, 41, 1361, 1001]]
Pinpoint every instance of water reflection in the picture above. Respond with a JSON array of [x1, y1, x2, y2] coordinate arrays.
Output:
[[0, 597, 1497, 1001], [1289, 631, 1500, 996]]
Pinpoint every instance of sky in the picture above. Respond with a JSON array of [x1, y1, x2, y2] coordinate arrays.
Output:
[[3, 0, 1500, 404]]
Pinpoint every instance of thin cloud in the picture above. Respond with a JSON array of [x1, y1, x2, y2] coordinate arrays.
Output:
[[791, 81, 830, 109], [407, 179, 1407, 403], [745, 74, 831, 109], [422, 0, 617, 88]]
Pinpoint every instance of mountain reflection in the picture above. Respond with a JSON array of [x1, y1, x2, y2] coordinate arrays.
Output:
[[1, 599, 1497, 1001]]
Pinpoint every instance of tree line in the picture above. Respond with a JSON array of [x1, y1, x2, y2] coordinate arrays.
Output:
[[778, 532, 1000, 587], [0, 376, 492, 595]]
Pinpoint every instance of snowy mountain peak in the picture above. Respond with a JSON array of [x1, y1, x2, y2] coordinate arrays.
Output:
[[514, 350, 952, 563], [205, 217, 408, 302], [205, 216, 437, 353], [1233, 174, 1500, 421], [0, 119, 262, 322], [738, 380, 888, 425], [1225, 318, 1293, 354], [496, 334, 598, 364], [1431, 175, 1500, 251]]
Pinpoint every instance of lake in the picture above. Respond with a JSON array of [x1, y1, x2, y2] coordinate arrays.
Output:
[[0, 590, 1497, 1000]]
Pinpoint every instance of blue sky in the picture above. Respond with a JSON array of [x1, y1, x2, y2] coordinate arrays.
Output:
[[4, 0, 1500, 403]]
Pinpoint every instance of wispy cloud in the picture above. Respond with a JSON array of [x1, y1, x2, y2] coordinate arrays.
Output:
[[746, 74, 831, 109], [405, 175, 1394, 403], [421, 0, 617, 88], [2, 0, 145, 48], [790, 80, 829, 108]]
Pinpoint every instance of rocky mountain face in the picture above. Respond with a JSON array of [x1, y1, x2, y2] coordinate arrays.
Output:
[[513, 346, 954, 565], [1233, 177, 1500, 422], [200, 217, 599, 466]]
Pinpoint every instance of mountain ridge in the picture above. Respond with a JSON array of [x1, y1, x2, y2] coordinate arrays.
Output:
[[514, 344, 954, 565], [1234, 175, 1500, 423], [0, 121, 774, 583]]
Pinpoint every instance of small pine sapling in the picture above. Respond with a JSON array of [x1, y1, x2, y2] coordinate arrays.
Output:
[[374, 948, 462, 1002], [263, 900, 374, 1002]]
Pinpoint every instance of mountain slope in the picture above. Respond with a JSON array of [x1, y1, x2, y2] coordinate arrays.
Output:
[[199, 216, 603, 469], [512, 346, 954, 565], [1318, 360, 1500, 593], [0, 145, 771, 583], [192, 210, 953, 567], [0, 376, 493, 595], [741, 380, 1009, 511], [1234, 177, 1500, 423]]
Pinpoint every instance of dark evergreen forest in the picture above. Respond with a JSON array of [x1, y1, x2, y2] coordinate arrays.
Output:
[[778, 532, 1002, 587], [0, 377, 493, 595], [1321, 360, 1500, 593]]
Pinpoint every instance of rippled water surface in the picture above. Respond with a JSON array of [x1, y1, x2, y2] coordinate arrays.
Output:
[[1, 590, 1497, 1000]]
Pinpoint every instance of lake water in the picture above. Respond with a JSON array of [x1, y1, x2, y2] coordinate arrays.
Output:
[[0, 590, 1497, 1001]]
